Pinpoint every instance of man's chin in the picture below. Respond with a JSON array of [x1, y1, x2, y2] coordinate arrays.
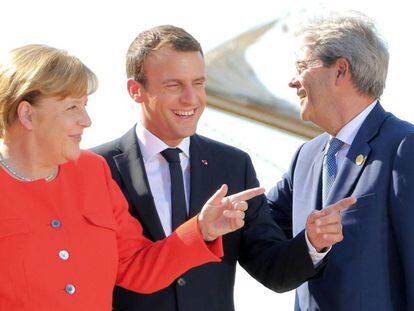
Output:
[[299, 102, 314, 122], [176, 127, 197, 139], [299, 110, 309, 122]]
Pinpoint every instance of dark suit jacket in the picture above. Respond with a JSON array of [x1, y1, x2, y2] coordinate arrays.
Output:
[[268, 103, 414, 311], [92, 128, 320, 311]]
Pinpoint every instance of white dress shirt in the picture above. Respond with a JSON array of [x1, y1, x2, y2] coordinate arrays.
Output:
[[135, 122, 190, 236]]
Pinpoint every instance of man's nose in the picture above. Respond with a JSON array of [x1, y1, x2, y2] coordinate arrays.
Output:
[[180, 86, 197, 104], [288, 76, 300, 88]]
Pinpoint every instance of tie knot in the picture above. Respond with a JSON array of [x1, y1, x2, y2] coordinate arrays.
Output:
[[327, 138, 344, 156], [161, 148, 182, 163]]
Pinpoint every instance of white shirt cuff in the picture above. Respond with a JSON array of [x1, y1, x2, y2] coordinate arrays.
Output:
[[305, 230, 330, 266]]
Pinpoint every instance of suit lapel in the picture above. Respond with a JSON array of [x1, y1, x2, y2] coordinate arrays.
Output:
[[188, 135, 214, 218], [327, 103, 389, 205], [327, 142, 371, 205], [114, 127, 166, 241]]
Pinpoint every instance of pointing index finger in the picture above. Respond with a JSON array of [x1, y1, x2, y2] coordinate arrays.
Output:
[[325, 196, 357, 214], [228, 187, 265, 202]]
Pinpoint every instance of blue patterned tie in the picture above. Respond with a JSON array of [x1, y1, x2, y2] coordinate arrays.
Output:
[[322, 138, 344, 207]]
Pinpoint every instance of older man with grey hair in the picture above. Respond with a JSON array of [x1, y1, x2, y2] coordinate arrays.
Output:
[[268, 10, 414, 311]]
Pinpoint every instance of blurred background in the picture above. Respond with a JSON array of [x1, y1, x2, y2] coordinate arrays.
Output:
[[2, 0, 412, 309]]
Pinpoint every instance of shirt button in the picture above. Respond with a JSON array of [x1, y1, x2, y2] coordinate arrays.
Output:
[[51, 219, 61, 228], [177, 277, 186, 286], [65, 284, 76, 295], [59, 250, 70, 261]]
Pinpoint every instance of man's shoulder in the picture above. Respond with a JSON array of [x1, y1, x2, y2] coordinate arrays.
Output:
[[381, 113, 414, 139], [299, 132, 329, 155], [90, 127, 137, 159], [91, 137, 122, 158], [192, 134, 249, 160]]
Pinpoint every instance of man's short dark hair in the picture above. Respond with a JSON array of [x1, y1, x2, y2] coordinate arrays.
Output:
[[126, 25, 203, 86]]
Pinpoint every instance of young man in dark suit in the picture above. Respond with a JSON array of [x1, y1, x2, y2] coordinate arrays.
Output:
[[93, 25, 353, 311]]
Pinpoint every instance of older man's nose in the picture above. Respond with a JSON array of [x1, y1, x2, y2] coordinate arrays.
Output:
[[289, 77, 300, 88]]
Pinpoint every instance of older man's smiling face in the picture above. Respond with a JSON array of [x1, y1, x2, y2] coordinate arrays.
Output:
[[289, 48, 336, 128]]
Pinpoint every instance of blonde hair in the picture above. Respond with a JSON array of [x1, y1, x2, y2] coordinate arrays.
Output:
[[0, 44, 98, 137]]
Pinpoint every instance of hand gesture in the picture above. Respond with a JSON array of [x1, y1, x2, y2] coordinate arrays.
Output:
[[306, 197, 357, 252], [198, 184, 265, 241]]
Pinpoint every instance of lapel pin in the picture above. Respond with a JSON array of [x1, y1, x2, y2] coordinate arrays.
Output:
[[202, 159, 208, 165], [355, 154, 365, 166]]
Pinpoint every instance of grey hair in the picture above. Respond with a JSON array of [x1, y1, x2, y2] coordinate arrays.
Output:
[[299, 11, 389, 98]]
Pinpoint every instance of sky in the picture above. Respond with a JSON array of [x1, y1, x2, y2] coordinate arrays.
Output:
[[2, 0, 412, 309]]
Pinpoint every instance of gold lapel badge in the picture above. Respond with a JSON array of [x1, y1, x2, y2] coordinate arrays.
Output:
[[355, 154, 365, 166]]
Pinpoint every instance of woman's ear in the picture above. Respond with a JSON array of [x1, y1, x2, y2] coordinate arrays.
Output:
[[16, 101, 35, 130]]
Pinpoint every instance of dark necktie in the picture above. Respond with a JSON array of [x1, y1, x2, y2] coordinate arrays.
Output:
[[322, 137, 344, 207], [161, 148, 187, 231]]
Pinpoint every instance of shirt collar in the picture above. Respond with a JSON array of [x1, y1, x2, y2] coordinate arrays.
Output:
[[332, 99, 378, 146], [135, 122, 190, 162]]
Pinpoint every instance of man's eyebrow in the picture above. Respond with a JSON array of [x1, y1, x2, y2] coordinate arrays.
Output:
[[192, 77, 206, 83]]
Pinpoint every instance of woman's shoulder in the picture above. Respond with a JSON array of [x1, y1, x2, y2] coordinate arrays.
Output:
[[67, 150, 107, 171], [79, 149, 104, 161]]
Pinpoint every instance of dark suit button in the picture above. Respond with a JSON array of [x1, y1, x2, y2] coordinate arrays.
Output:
[[177, 277, 186, 286]]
